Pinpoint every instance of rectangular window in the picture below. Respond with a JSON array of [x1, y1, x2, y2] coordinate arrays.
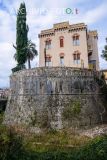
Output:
[[74, 60, 78, 64], [89, 60, 96, 70], [73, 54, 80, 64], [46, 40, 51, 49], [76, 40, 80, 45], [60, 57, 64, 66], [73, 54, 76, 60], [73, 38, 76, 46], [73, 36, 80, 46], [77, 60, 80, 64], [46, 57, 52, 66], [60, 39, 64, 47], [77, 53, 80, 64], [73, 54, 77, 64], [76, 36, 80, 45]]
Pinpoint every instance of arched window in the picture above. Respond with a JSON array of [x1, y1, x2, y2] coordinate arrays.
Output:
[[73, 51, 81, 64], [45, 38, 51, 49], [73, 34, 80, 46], [59, 36, 64, 47]]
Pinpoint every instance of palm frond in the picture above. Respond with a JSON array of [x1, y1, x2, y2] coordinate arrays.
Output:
[[26, 40, 38, 61]]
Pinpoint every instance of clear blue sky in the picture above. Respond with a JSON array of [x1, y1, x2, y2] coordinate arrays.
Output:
[[0, 0, 107, 87]]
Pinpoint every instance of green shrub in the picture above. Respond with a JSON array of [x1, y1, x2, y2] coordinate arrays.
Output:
[[0, 113, 107, 160], [63, 100, 81, 120]]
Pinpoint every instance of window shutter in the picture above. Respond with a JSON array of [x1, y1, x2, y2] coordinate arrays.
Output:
[[60, 39, 64, 47], [73, 54, 77, 60], [77, 53, 80, 60]]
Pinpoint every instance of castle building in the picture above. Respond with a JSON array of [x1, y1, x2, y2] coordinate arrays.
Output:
[[39, 21, 99, 70]]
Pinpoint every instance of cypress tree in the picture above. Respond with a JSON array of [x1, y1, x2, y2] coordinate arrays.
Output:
[[12, 2, 28, 72]]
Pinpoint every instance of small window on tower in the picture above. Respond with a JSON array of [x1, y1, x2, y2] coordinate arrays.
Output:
[[46, 56, 52, 66], [73, 52, 80, 64], [73, 35, 80, 46]]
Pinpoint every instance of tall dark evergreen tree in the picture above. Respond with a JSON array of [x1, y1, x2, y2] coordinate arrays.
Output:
[[102, 37, 107, 61], [12, 2, 28, 72]]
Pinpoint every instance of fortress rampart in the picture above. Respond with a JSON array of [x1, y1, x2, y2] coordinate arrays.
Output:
[[4, 67, 107, 130]]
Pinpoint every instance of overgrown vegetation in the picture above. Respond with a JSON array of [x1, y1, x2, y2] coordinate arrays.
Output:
[[63, 100, 81, 120], [96, 74, 107, 100], [95, 74, 107, 118], [0, 112, 107, 160]]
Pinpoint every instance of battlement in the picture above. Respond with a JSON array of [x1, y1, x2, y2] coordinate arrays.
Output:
[[88, 30, 98, 37], [53, 21, 69, 29], [39, 22, 87, 37]]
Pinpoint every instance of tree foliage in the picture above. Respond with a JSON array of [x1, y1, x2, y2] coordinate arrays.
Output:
[[16, 2, 28, 65], [63, 100, 81, 120], [12, 3, 38, 72], [12, 2, 28, 72], [101, 38, 107, 61]]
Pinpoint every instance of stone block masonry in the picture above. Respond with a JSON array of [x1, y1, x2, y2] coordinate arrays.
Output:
[[4, 67, 107, 130]]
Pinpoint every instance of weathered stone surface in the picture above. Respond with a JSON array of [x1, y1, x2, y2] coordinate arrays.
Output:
[[4, 67, 107, 130], [80, 125, 107, 138]]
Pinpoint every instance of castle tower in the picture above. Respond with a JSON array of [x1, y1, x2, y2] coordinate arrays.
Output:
[[88, 30, 99, 70], [39, 21, 99, 70]]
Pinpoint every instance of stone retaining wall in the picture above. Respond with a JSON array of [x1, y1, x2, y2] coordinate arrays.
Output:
[[4, 67, 107, 130]]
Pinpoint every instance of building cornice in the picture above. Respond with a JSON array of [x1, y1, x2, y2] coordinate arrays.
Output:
[[88, 30, 98, 39], [38, 22, 88, 38]]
